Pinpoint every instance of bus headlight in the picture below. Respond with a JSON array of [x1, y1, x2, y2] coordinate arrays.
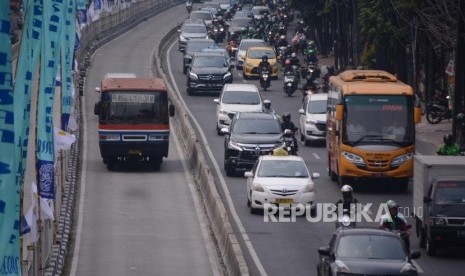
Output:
[[342, 151, 365, 166], [391, 152, 413, 167]]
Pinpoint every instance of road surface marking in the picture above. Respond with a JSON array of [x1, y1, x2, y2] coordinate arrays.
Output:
[[412, 260, 424, 274], [312, 152, 320, 160]]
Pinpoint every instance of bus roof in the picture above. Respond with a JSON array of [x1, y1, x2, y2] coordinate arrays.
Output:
[[329, 70, 412, 95], [101, 77, 167, 92]]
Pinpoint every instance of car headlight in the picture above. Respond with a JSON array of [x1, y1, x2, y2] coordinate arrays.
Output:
[[189, 72, 198, 80], [100, 134, 120, 141], [303, 182, 315, 193], [253, 183, 264, 192], [220, 27, 224, 32], [391, 152, 413, 167], [433, 217, 447, 225], [342, 151, 365, 166], [223, 72, 232, 79], [179, 35, 186, 41], [228, 141, 243, 151], [334, 260, 350, 273]]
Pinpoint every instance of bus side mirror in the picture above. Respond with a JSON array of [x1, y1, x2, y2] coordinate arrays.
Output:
[[414, 106, 421, 124], [169, 104, 175, 117], [335, 104, 343, 121], [94, 101, 101, 116]]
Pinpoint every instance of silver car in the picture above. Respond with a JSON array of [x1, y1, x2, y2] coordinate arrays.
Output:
[[178, 20, 208, 52]]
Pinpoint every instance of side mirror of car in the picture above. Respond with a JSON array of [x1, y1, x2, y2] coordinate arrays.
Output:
[[318, 246, 330, 256], [423, 196, 432, 204], [169, 104, 175, 117], [94, 102, 101, 116], [311, 172, 320, 179], [220, 127, 229, 135], [298, 108, 305, 115], [410, 250, 421, 259], [213, 98, 220, 104], [244, 171, 253, 178]]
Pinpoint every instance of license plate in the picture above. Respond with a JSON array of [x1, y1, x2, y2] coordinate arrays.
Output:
[[275, 198, 293, 204], [458, 230, 465, 236], [128, 149, 141, 155]]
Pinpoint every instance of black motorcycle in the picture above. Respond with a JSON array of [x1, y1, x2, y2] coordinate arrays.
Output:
[[283, 70, 297, 96], [283, 129, 297, 155], [259, 67, 271, 91], [426, 96, 452, 124]]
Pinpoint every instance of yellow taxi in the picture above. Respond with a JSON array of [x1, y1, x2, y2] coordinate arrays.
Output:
[[242, 46, 279, 79]]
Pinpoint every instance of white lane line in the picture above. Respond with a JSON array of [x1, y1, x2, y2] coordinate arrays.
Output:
[[167, 39, 268, 276], [312, 152, 320, 160], [171, 124, 222, 276], [69, 90, 88, 276], [412, 260, 424, 274]]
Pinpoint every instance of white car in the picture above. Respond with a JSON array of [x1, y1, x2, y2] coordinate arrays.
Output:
[[245, 155, 320, 214], [298, 93, 328, 146], [235, 39, 266, 69], [214, 84, 265, 134], [251, 6, 270, 21]]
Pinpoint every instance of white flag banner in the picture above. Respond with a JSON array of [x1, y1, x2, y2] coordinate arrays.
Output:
[[54, 127, 76, 156], [25, 205, 38, 242], [68, 103, 79, 132], [40, 198, 54, 220]]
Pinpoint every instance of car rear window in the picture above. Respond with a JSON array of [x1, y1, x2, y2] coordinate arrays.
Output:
[[187, 42, 216, 52], [222, 91, 260, 105], [182, 25, 207, 33], [233, 118, 281, 134], [336, 235, 405, 260]]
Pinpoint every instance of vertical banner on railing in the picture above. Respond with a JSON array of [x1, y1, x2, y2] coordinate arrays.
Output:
[[14, 0, 44, 181], [0, 3, 21, 276], [37, 0, 66, 199], [61, 0, 76, 130]]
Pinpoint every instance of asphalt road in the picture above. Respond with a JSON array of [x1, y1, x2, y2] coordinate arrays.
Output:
[[69, 6, 221, 276], [163, 13, 465, 276]]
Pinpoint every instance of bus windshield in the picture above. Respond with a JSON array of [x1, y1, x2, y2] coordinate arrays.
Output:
[[100, 91, 168, 124], [342, 95, 414, 146]]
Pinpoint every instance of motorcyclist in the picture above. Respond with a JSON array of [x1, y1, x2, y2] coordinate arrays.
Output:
[[281, 112, 299, 152], [272, 147, 289, 156], [185, 0, 192, 13], [305, 40, 318, 63], [289, 52, 300, 67], [335, 185, 358, 227], [258, 55, 271, 73], [276, 35, 288, 49], [296, 20, 305, 35], [379, 200, 410, 252], [437, 133, 461, 156]]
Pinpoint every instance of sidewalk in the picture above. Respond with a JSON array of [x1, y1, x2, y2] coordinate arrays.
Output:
[[317, 55, 452, 152]]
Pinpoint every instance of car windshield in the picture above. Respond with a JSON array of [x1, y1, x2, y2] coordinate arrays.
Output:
[[434, 181, 465, 205], [222, 91, 260, 105], [239, 41, 265, 51], [248, 49, 275, 59], [343, 95, 414, 146], [231, 18, 252, 28], [233, 118, 281, 134], [191, 12, 213, 20], [257, 160, 309, 178], [187, 42, 216, 52], [193, 56, 227, 67], [182, 25, 207, 33], [307, 99, 327, 114], [336, 235, 405, 260]]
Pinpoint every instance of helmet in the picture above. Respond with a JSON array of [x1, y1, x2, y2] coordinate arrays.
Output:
[[386, 200, 399, 214], [444, 133, 454, 146], [218, 16, 223, 21], [284, 59, 291, 67], [299, 20, 304, 25], [262, 55, 268, 62], [282, 112, 291, 122], [263, 100, 271, 109], [309, 40, 315, 46], [291, 52, 296, 58], [280, 35, 286, 40], [341, 185, 353, 201]]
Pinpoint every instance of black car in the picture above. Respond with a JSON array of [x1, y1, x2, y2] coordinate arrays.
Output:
[[317, 228, 421, 276], [227, 17, 253, 38], [183, 38, 216, 74], [187, 52, 233, 95], [222, 112, 283, 176]]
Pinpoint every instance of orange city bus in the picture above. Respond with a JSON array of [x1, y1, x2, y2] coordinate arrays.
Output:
[[93, 73, 175, 171], [326, 70, 421, 189]]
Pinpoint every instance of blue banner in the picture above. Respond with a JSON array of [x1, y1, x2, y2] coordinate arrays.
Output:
[[61, 0, 76, 130], [0, 2, 21, 276], [14, 0, 44, 181], [37, 0, 66, 199]]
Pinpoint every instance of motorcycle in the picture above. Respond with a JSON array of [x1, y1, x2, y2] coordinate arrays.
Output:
[[276, 46, 287, 65], [335, 208, 356, 229], [259, 67, 271, 91], [283, 129, 298, 155], [392, 226, 411, 254], [211, 24, 226, 43], [426, 96, 452, 124], [283, 70, 297, 97]]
